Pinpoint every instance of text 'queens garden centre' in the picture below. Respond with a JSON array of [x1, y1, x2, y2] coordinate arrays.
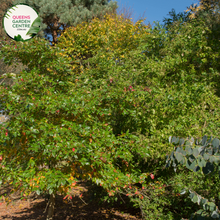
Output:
[[12, 15, 31, 28]]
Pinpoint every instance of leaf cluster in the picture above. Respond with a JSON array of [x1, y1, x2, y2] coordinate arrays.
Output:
[[167, 135, 220, 219]]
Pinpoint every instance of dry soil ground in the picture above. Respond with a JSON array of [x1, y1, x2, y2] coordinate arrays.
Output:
[[0, 181, 143, 220]]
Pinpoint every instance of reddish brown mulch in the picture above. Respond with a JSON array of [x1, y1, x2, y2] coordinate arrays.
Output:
[[0, 181, 143, 220]]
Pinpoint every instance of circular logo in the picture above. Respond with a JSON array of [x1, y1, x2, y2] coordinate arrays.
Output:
[[2, 4, 41, 42]]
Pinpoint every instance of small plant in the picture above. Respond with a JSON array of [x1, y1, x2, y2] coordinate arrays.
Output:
[[166, 135, 220, 219]]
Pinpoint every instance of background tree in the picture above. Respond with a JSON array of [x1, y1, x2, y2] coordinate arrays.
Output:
[[186, 0, 220, 18], [185, 0, 220, 89], [12, 0, 118, 46], [185, 0, 220, 29], [162, 8, 191, 31]]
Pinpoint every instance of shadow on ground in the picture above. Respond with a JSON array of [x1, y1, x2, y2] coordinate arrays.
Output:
[[0, 181, 142, 220]]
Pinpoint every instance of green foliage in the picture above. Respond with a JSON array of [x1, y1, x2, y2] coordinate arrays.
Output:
[[1, 4, 220, 220], [0, 16, 151, 218], [56, 11, 220, 220], [56, 12, 220, 219], [166, 135, 220, 219], [162, 8, 191, 31], [166, 135, 220, 173]]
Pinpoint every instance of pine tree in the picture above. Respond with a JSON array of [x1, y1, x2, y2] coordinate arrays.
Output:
[[11, 0, 118, 45]]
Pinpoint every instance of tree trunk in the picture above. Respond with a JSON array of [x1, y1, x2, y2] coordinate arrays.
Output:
[[46, 193, 55, 220]]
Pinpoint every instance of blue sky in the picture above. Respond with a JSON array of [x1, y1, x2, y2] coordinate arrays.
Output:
[[116, 0, 200, 27]]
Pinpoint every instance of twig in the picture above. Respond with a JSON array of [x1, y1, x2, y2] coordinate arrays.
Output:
[[27, 198, 30, 208], [119, 193, 125, 203], [43, 198, 50, 213], [0, 77, 6, 85], [203, 120, 206, 128], [79, 196, 87, 205], [140, 205, 145, 219]]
